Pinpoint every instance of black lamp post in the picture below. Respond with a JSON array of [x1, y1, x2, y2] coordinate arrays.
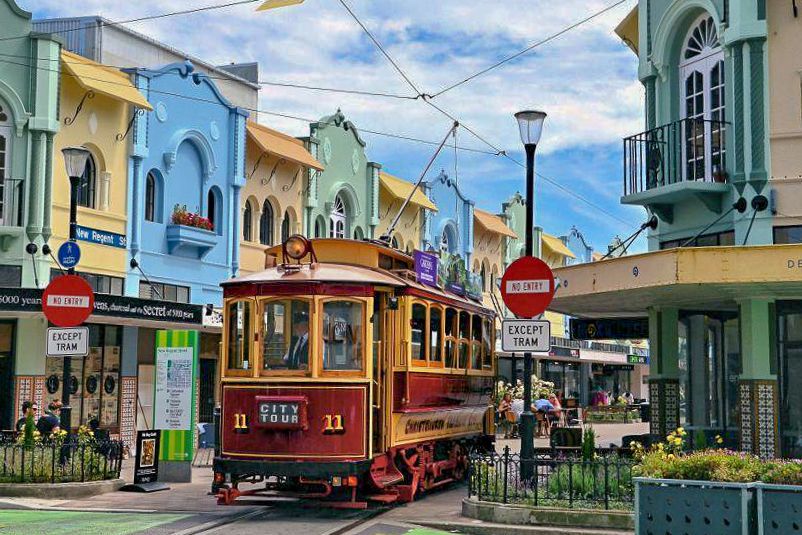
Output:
[[513, 110, 547, 471], [59, 146, 91, 433]]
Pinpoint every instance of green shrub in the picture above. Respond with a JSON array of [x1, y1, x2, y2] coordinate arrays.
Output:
[[546, 459, 632, 500], [582, 427, 596, 462]]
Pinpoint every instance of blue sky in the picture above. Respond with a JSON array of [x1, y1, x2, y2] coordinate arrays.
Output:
[[26, 0, 648, 253]]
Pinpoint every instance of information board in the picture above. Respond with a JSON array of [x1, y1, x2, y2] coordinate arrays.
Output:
[[153, 330, 198, 462]]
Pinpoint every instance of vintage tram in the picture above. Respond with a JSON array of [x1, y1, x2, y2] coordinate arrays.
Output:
[[213, 236, 496, 507]]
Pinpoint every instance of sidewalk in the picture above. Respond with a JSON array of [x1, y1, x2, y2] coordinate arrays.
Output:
[[498, 421, 650, 453]]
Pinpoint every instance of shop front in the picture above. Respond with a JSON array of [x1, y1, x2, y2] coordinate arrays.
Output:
[[0, 286, 215, 448], [550, 245, 802, 458]]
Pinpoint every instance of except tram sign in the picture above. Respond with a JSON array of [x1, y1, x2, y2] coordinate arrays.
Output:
[[500, 256, 556, 318], [42, 275, 94, 327], [501, 319, 551, 353]]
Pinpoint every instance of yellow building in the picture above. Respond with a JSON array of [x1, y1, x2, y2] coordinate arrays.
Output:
[[539, 231, 576, 336], [52, 51, 152, 286], [471, 208, 516, 313], [375, 172, 437, 253], [240, 121, 323, 274]]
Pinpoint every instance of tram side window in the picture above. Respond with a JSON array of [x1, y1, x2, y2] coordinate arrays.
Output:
[[323, 301, 363, 371], [227, 301, 252, 371], [471, 314, 482, 369], [261, 299, 311, 371], [444, 307, 457, 368], [430, 307, 443, 364], [482, 318, 493, 370], [458, 311, 470, 368], [411, 303, 427, 362]]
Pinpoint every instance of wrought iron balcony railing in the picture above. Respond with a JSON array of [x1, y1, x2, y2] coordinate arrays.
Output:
[[0, 178, 24, 227], [624, 118, 728, 197]]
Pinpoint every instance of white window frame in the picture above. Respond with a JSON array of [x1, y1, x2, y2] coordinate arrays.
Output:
[[330, 194, 347, 239]]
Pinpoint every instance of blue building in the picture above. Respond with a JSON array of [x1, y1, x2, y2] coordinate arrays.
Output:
[[127, 60, 248, 307], [423, 170, 474, 262]]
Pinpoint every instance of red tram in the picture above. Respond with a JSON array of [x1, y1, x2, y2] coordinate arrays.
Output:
[[213, 236, 496, 507]]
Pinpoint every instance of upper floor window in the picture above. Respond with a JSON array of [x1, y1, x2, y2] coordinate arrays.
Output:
[[330, 194, 347, 239], [145, 172, 156, 222], [683, 16, 719, 60], [774, 226, 802, 245], [281, 210, 291, 242], [260, 200, 274, 246], [243, 200, 253, 241], [0, 107, 12, 226], [77, 153, 97, 209]]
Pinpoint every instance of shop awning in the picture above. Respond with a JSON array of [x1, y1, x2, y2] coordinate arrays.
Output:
[[61, 51, 152, 110], [542, 233, 575, 259], [550, 244, 802, 318], [615, 6, 639, 55], [246, 121, 324, 171], [379, 172, 438, 212], [474, 208, 516, 238]]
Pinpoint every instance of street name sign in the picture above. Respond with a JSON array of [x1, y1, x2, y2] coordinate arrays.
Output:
[[500, 256, 556, 318], [46, 327, 89, 357], [42, 275, 95, 327], [501, 319, 551, 353]]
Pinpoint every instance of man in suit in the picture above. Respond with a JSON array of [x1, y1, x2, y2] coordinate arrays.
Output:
[[285, 314, 309, 370]]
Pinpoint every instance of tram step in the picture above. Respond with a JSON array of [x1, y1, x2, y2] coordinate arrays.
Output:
[[374, 473, 404, 487], [365, 493, 400, 504]]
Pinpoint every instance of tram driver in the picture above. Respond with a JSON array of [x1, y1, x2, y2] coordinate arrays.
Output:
[[284, 312, 309, 369]]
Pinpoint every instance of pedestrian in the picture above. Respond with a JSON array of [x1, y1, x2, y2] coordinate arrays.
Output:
[[497, 393, 513, 438], [15, 400, 37, 432], [36, 400, 62, 436]]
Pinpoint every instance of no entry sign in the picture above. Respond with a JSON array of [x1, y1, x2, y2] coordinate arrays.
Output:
[[501, 256, 555, 318], [42, 275, 94, 327]]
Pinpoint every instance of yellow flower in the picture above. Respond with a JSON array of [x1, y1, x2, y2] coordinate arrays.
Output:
[[667, 454, 675, 460], [715, 435, 724, 445], [674, 437, 683, 446]]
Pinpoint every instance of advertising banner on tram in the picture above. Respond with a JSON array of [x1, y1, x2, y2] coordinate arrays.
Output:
[[391, 406, 488, 446]]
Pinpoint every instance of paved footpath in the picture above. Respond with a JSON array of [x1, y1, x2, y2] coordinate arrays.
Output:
[[0, 422, 645, 534]]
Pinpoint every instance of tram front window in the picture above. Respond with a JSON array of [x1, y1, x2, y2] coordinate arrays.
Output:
[[261, 299, 311, 371], [323, 300, 364, 371]]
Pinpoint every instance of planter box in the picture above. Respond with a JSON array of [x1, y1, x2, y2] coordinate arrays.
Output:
[[756, 483, 802, 535], [166, 224, 217, 258], [635, 478, 756, 535]]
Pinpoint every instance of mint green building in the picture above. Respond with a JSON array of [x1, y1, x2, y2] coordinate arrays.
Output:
[[0, 0, 61, 430], [304, 110, 380, 240]]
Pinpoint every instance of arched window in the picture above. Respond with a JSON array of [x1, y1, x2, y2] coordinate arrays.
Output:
[[440, 229, 450, 256], [145, 172, 156, 222], [0, 105, 12, 226], [315, 216, 325, 238], [281, 210, 291, 242], [481, 264, 487, 292], [353, 227, 364, 241], [207, 189, 217, 229], [330, 194, 347, 239], [391, 235, 399, 249], [243, 201, 253, 241], [77, 153, 97, 209], [260, 200, 274, 245], [680, 14, 725, 183]]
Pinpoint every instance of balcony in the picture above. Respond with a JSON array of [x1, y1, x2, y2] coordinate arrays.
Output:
[[166, 224, 217, 258], [0, 178, 24, 251], [623, 118, 729, 223]]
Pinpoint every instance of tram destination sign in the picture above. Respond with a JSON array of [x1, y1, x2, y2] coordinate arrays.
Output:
[[255, 396, 308, 430], [501, 319, 551, 353]]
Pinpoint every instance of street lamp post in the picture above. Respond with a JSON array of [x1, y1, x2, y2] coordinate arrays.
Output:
[[59, 146, 91, 433], [513, 110, 547, 473]]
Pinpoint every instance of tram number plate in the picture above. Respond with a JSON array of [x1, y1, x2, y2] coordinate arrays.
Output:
[[255, 396, 308, 430]]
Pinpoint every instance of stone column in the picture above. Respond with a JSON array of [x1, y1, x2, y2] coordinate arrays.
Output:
[[647, 307, 680, 437], [738, 298, 778, 457]]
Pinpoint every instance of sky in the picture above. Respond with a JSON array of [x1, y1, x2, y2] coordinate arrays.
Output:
[[25, 0, 649, 254]]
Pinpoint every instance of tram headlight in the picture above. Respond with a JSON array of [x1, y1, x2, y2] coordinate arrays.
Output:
[[284, 235, 309, 260]]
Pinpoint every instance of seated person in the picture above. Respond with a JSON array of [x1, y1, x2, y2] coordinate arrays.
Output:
[[283, 313, 309, 370], [534, 395, 559, 424]]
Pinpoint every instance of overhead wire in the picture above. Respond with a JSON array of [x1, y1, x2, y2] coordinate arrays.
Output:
[[430, 0, 631, 98]]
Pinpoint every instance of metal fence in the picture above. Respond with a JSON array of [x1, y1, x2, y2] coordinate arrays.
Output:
[[0, 439, 124, 484], [468, 446, 636, 510]]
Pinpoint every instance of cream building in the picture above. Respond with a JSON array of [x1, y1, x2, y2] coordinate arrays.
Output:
[[375, 172, 437, 253]]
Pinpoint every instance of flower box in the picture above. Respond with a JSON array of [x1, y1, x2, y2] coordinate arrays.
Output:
[[166, 224, 217, 258], [635, 478, 756, 535], [756, 483, 802, 535]]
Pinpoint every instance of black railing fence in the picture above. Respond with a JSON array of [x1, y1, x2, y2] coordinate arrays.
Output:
[[468, 446, 635, 510], [624, 118, 728, 197], [0, 439, 124, 484]]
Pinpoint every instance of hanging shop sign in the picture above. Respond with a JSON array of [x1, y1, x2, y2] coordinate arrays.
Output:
[[627, 354, 650, 365], [413, 250, 439, 288], [501, 256, 555, 318], [75, 225, 127, 249], [570, 318, 649, 340], [42, 275, 95, 327], [0, 288, 203, 325]]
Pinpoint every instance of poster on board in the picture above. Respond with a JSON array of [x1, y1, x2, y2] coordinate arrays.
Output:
[[153, 330, 198, 462]]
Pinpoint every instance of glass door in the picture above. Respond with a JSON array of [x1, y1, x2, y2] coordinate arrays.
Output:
[[778, 306, 802, 458], [0, 322, 14, 430]]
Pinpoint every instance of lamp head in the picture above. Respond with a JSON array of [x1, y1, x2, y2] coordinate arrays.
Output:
[[514, 110, 547, 146], [61, 146, 91, 178], [284, 235, 310, 261]]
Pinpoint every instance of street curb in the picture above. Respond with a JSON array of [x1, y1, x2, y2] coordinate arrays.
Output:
[[415, 520, 633, 535], [462, 497, 634, 531], [0, 479, 125, 500]]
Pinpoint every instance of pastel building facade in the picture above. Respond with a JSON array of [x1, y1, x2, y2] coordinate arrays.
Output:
[[305, 110, 380, 241], [375, 171, 437, 254], [423, 170, 474, 262]]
